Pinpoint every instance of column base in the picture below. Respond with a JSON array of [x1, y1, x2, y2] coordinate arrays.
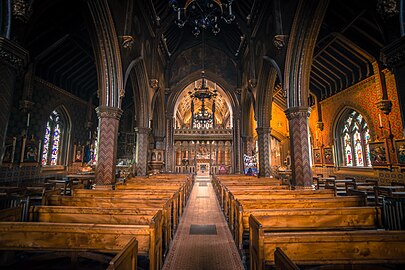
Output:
[[93, 184, 114, 190], [292, 185, 315, 190]]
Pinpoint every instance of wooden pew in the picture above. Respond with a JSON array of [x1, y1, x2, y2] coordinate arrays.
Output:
[[217, 184, 289, 212], [249, 221, 405, 270], [29, 206, 167, 250], [0, 223, 141, 270], [72, 189, 184, 220], [220, 185, 290, 214], [374, 185, 405, 205], [234, 196, 366, 251], [0, 206, 22, 221], [43, 195, 175, 253], [250, 206, 381, 231], [27, 206, 163, 270], [237, 206, 381, 259], [212, 175, 284, 201], [115, 183, 188, 214], [224, 189, 335, 225]]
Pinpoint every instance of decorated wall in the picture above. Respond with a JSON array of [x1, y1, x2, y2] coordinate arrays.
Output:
[[0, 77, 93, 182], [311, 70, 402, 147], [308, 69, 405, 184], [270, 103, 289, 139]]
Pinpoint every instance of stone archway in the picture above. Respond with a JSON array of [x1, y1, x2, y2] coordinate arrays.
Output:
[[284, 0, 330, 187]]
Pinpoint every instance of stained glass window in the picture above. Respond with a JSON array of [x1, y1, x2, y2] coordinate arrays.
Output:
[[41, 122, 51, 165], [344, 133, 352, 166], [42, 110, 64, 166], [339, 109, 371, 167]]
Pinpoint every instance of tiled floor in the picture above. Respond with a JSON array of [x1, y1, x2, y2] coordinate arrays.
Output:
[[162, 175, 244, 270]]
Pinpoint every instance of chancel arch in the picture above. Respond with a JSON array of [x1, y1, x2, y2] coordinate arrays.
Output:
[[171, 77, 235, 175]]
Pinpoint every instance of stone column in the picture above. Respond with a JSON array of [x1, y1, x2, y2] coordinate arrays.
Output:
[[95, 106, 123, 186], [188, 142, 191, 165], [135, 127, 150, 176], [256, 127, 272, 177], [165, 114, 174, 172], [285, 107, 313, 187], [0, 38, 28, 165], [382, 36, 405, 137], [209, 141, 212, 173], [233, 117, 242, 173]]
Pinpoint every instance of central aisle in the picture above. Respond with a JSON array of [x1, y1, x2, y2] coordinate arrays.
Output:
[[162, 175, 244, 270]]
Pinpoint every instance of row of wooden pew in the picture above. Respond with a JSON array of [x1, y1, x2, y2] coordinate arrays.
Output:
[[212, 174, 405, 270], [0, 173, 194, 270]]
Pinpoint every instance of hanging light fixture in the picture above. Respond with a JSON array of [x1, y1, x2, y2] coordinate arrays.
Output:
[[170, 0, 236, 36], [189, 71, 217, 128], [188, 31, 218, 128]]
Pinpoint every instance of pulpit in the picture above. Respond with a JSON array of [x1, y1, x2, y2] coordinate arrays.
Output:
[[148, 149, 165, 174]]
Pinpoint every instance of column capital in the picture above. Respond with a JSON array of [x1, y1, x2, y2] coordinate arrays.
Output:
[[285, 106, 312, 120], [256, 127, 271, 135], [135, 127, 151, 134], [96, 106, 123, 120], [0, 37, 28, 72]]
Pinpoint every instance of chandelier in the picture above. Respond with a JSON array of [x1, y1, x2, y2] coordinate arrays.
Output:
[[188, 71, 218, 101], [169, 0, 236, 36], [189, 71, 217, 127], [194, 102, 212, 123]]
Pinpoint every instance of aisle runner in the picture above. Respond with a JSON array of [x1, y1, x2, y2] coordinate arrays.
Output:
[[162, 175, 244, 270]]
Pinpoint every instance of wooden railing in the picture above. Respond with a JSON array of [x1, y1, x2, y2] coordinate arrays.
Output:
[[383, 196, 405, 230]]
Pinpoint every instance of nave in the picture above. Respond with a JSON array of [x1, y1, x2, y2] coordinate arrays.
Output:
[[162, 175, 244, 270]]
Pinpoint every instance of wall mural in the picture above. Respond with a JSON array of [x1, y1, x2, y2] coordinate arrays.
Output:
[[369, 140, 390, 168], [395, 139, 405, 167]]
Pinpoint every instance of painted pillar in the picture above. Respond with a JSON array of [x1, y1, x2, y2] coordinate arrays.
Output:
[[135, 127, 150, 176], [165, 114, 174, 172], [256, 127, 272, 177], [285, 106, 313, 187], [0, 37, 28, 165], [95, 106, 122, 185], [233, 116, 242, 173]]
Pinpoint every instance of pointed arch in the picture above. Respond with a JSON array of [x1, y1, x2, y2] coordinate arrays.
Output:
[[128, 60, 150, 128], [256, 66, 278, 128], [86, 0, 123, 108], [151, 88, 165, 138], [333, 106, 373, 167]]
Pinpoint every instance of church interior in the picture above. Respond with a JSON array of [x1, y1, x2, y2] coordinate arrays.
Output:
[[1, 0, 405, 269]]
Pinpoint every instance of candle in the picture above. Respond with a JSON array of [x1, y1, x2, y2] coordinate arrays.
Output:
[[214, 83, 216, 90], [316, 130, 318, 140], [26, 113, 30, 128], [378, 113, 382, 128]]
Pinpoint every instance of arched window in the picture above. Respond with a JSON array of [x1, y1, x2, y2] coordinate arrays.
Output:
[[337, 109, 371, 167], [42, 108, 69, 166]]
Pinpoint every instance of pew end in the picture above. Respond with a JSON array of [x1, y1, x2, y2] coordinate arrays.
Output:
[[107, 238, 138, 270], [274, 247, 299, 270]]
